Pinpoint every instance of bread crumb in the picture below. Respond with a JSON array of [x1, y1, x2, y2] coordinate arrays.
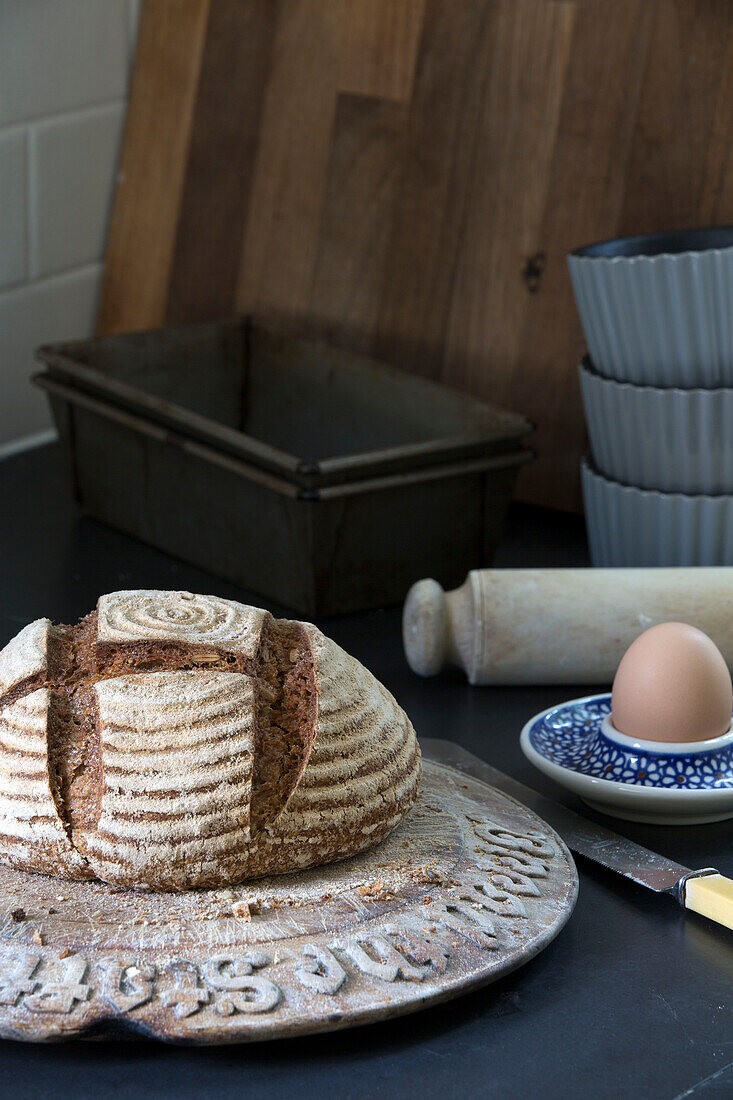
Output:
[[32, 930, 43, 945], [10, 908, 25, 922], [356, 880, 395, 901]]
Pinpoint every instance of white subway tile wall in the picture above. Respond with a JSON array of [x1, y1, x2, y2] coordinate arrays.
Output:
[[0, 1, 140, 455], [0, 130, 28, 290], [0, 3, 129, 129], [30, 104, 127, 278], [0, 265, 103, 441]]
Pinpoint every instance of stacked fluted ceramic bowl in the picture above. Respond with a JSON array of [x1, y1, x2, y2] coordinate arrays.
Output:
[[569, 227, 733, 565]]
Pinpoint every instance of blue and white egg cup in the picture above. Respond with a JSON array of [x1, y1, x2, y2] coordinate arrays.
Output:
[[521, 694, 733, 824]]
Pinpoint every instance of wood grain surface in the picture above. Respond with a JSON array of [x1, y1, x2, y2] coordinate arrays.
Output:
[[98, 0, 733, 510]]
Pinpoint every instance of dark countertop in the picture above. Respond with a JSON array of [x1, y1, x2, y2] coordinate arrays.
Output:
[[1, 444, 731, 1100]]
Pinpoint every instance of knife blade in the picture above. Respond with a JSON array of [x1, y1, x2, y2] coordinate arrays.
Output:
[[424, 738, 733, 930]]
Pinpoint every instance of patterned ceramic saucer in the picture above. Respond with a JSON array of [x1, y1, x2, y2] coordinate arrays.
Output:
[[520, 694, 733, 825]]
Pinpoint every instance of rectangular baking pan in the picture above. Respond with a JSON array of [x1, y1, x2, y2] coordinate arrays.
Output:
[[36, 373, 532, 616], [36, 317, 532, 490]]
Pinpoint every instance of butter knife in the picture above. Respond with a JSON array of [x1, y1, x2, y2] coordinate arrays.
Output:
[[425, 738, 733, 932]]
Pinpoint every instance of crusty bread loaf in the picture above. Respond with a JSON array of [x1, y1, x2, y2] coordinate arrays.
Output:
[[0, 591, 420, 890]]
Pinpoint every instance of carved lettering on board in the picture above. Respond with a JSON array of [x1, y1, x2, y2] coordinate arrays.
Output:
[[101, 959, 156, 1013], [469, 816, 555, 881], [0, 949, 40, 1006], [474, 862, 541, 897], [480, 824, 554, 859], [25, 955, 89, 1014], [294, 945, 347, 995], [430, 898, 499, 948], [203, 955, 281, 1015], [339, 933, 428, 983], [455, 873, 528, 918], [381, 924, 450, 975], [161, 961, 209, 1018]]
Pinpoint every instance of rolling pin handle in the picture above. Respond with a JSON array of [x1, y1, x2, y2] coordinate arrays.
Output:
[[402, 578, 450, 677]]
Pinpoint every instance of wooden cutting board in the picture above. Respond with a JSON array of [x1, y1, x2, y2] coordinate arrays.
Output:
[[0, 748, 577, 1042], [98, 0, 733, 511]]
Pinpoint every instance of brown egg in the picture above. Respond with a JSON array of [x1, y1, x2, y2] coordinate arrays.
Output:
[[611, 622, 733, 744]]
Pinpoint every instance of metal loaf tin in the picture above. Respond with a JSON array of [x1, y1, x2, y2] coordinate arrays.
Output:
[[35, 320, 532, 615], [37, 318, 531, 489]]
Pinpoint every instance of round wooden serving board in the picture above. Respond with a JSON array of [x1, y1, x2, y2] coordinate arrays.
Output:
[[0, 746, 577, 1043]]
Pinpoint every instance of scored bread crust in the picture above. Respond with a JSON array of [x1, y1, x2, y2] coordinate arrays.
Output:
[[0, 689, 89, 879], [0, 591, 421, 891], [96, 590, 269, 660], [78, 670, 257, 888]]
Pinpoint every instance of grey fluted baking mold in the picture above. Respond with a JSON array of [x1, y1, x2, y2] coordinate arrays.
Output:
[[579, 359, 733, 494], [568, 247, 733, 387], [582, 459, 733, 566]]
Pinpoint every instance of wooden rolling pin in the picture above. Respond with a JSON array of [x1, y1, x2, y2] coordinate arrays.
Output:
[[402, 568, 733, 685]]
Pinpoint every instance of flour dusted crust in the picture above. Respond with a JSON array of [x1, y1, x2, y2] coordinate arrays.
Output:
[[0, 617, 51, 696], [97, 590, 269, 660], [243, 625, 421, 876], [0, 689, 88, 879], [0, 591, 420, 890], [79, 671, 256, 887]]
